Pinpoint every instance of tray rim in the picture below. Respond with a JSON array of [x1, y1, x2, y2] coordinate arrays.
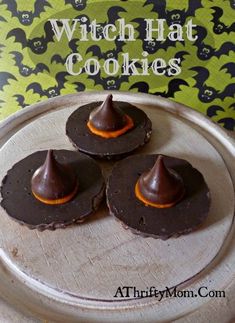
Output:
[[0, 91, 234, 322], [0, 91, 234, 148]]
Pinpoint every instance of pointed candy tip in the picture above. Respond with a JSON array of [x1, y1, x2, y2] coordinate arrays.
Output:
[[136, 155, 185, 208], [88, 94, 127, 132], [31, 150, 78, 204]]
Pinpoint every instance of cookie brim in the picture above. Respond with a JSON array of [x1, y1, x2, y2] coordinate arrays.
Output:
[[1, 150, 105, 231], [106, 154, 211, 240], [66, 102, 152, 160]]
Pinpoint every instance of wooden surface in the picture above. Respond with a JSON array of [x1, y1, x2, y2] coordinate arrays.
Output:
[[0, 92, 234, 322]]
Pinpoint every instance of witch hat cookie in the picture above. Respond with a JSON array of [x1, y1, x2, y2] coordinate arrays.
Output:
[[1, 150, 105, 230], [66, 94, 152, 159], [107, 154, 211, 240]]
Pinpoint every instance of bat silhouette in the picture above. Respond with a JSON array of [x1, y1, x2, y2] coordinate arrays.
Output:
[[7, 21, 55, 54], [207, 105, 224, 117], [0, 45, 5, 58], [72, 8, 125, 40], [93, 7, 126, 39], [230, 0, 235, 9], [65, 0, 87, 10], [86, 39, 125, 60], [14, 94, 29, 108], [72, 82, 86, 92], [0, 16, 7, 22], [0, 99, 5, 108], [220, 63, 235, 78], [218, 118, 235, 131], [2, 0, 51, 25], [10, 51, 49, 76], [146, 51, 189, 77], [166, 51, 189, 77], [26, 72, 69, 98], [51, 38, 79, 65], [191, 66, 235, 102], [229, 102, 235, 110], [144, 0, 202, 25], [105, 6, 126, 22], [129, 79, 188, 98], [0, 72, 16, 91], [88, 71, 129, 90], [194, 26, 235, 60], [132, 18, 183, 54], [211, 7, 235, 34], [207, 105, 235, 130], [69, 14, 91, 36]]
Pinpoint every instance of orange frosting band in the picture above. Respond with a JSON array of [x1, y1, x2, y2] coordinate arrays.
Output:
[[87, 114, 134, 138], [32, 183, 78, 205], [135, 181, 185, 209]]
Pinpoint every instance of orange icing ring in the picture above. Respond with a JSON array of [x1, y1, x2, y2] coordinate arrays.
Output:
[[135, 181, 185, 209], [32, 183, 79, 205], [87, 114, 134, 138]]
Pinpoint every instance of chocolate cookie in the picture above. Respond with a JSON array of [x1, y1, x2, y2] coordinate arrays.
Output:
[[1, 150, 105, 231], [66, 99, 152, 160], [106, 154, 211, 240]]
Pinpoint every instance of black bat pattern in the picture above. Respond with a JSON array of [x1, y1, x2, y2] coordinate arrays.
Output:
[[207, 105, 224, 117], [0, 99, 5, 108], [0, 16, 7, 22], [207, 103, 235, 130], [133, 51, 189, 76], [194, 26, 235, 60], [88, 71, 129, 90], [220, 63, 235, 78], [72, 14, 91, 35], [7, 21, 55, 54], [129, 79, 188, 98], [218, 118, 235, 130], [156, 51, 189, 77], [26, 72, 69, 98], [72, 82, 86, 92], [10, 51, 49, 76], [72, 9, 125, 40], [229, 102, 235, 110], [230, 0, 235, 9], [0, 44, 5, 58], [51, 38, 80, 64], [86, 39, 125, 60], [144, 0, 202, 26], [0, 72, 16, 91], [132, 17, 183, 54], [94, 7, 126, 39], [2, 0, 51, 25], [191, 66, 235, 102], [65, 0, 87, 11], [14, 94, 29, 108], [211, 7, 235, 34]]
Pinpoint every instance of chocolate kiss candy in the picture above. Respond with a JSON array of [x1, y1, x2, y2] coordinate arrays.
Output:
[[31, 150, 78, 204], [136, 155, 185, 207], [89, 94, 127, 131]]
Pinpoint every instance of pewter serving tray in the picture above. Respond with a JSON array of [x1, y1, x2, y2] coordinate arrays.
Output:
[[0, 91, 234, 322]]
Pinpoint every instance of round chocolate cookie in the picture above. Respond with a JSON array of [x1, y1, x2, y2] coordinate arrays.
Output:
[[1, 150, 105, 231], [106, 154, 211, 240], [66, 101, 152, 159]]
